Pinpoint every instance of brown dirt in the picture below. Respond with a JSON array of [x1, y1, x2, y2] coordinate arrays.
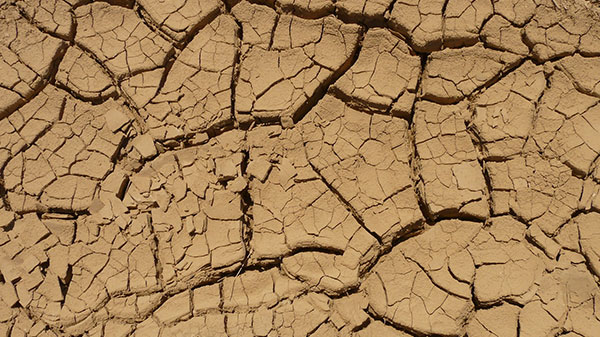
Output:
[[1, 0, 600, 336]]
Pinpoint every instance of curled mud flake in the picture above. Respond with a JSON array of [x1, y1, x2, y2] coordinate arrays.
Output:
[[332, 28, 421, 118], [414, 100, 489, 219], [420, 43, 523, 103], [137, 0, 221, 42], [74, 2, 172, 79], [0, 6, 67, 118], [141, 15, 238, 140], [56, 46, 117, 100], [131, 133, 157, 159], [235, 15, 361, 124], [527, 223, 561, 259], [579, 177, 600, 217]]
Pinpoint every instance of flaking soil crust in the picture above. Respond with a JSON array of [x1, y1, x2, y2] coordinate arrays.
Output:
[[1, 0, 600, 336]]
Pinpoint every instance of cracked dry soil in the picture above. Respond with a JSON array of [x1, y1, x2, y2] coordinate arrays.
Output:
[[1, 0, 600, 336]]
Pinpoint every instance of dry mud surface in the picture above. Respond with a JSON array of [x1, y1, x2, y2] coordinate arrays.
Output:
[[1, 0, 600, 336]]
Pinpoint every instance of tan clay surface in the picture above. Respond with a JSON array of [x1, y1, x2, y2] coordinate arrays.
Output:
[[0, 0, 600, 336]]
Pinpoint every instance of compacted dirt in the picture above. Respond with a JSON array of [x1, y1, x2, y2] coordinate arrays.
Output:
[[1, 0, 600, 336]]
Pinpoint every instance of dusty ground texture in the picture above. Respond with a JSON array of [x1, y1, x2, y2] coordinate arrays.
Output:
[[1, 0, 600, 336]]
